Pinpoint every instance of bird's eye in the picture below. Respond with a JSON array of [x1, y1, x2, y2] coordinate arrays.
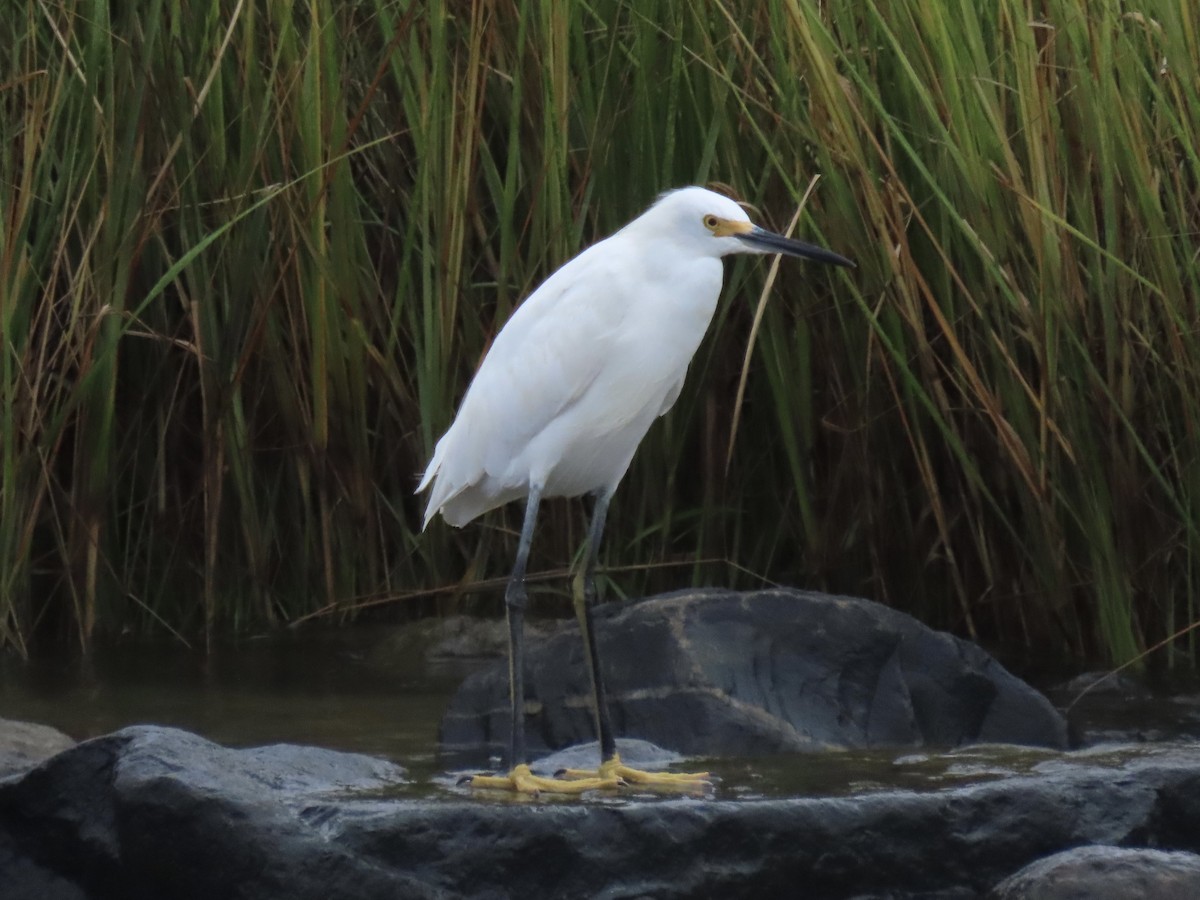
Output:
[[703, 214, 720, 231]]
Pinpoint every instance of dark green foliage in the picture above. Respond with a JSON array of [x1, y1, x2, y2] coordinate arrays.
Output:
[[1, 1, 1197, 665]]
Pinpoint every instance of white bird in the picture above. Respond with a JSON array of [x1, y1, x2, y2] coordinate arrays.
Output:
[[419, 186, 853, 793]]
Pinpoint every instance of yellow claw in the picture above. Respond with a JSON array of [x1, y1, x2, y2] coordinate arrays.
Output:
[[468, 764, 621, 795], [560, 753, 712, 791]]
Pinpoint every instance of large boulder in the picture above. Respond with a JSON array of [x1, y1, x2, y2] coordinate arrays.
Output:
[[4, 727, 1200, 898], [0, 726, 427, 900], [441, 588, 1068, 760], [989, 846, 1200, 899]]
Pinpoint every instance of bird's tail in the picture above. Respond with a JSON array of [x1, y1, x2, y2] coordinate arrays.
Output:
[[415, 441, 445, 530]]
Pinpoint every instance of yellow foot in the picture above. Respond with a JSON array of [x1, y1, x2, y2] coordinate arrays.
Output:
[[467, 763, 621, 795], [560, 753, 712, 791]]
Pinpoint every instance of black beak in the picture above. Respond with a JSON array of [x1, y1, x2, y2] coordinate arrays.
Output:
[[736, 226, 855, 268]]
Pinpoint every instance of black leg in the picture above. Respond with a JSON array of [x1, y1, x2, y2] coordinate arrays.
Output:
[[556, 489, 709, 791], [575, 488, 617, 763], [505, 484, 541, 769]]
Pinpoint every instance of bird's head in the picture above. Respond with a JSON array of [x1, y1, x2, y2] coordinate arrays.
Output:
[[638, 186, 855, 268]]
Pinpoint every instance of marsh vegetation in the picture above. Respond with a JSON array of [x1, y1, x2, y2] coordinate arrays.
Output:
[[2, 1, 1198, 667]]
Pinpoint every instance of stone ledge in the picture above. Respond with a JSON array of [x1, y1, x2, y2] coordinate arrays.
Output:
[[4, 726, 1200, 899]]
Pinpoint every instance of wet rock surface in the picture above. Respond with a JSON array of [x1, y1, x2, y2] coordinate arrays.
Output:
[[989, 845, 1200, 899], [0, 726, 424, 900], [441, 588, 1069, 760], [0, 718, 76, 780], [4, 726, 1200, 899]]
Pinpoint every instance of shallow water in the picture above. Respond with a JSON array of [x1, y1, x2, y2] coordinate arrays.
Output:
[[0, 628, 460, 784], [3, 625, 1198, 799]]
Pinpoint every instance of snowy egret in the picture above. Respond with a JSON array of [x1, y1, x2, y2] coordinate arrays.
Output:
[[419, 186, 853, 793]]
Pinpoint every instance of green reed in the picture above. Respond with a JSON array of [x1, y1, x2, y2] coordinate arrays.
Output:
[[1, 0, 1196, 667]]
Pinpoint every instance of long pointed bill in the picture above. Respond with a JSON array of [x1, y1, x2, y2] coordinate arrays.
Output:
[[735, 226, 855, 268]]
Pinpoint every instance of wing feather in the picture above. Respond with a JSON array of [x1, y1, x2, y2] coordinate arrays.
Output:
[[419, 230, 723, 529], [419, 244, 629, 527]]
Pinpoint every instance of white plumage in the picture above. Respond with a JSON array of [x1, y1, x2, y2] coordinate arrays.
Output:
[[419, 186, 845, 527]]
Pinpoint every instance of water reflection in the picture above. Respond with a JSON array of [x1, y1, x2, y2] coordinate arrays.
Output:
[[0, 627, 465, 783], [4, 627, 1200, 799]]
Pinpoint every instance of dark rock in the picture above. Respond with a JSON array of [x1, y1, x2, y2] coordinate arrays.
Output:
[[441, 588, 1069, 760], [5, 728, 1200, 899], [1047, 677, 1200, 747], [0, 718, 76, 779], [0, 843, 89, 900], [1135, 770, 1200, 852], [366, 615, 571, 679], [1059, 672, 1150, 699], [989, 846, 1200, 899], [0, 726, 429, 900]]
